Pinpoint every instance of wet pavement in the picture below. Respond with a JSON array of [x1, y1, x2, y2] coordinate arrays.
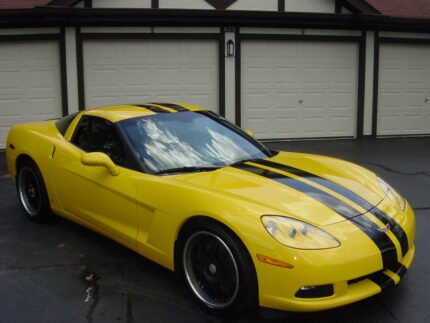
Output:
[[0, 137, 429, 323]]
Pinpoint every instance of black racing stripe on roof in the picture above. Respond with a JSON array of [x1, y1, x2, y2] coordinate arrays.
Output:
[[256, 159, 409, 258], [233, 163, 398, 269], [150, 103, 188, 112], [134, 104, 171, 113]]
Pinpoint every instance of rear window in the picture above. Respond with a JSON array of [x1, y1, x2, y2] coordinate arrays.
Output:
[[55, 113, 79, 136]]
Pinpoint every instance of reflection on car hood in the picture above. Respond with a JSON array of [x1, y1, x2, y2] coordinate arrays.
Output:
[[170, 151, 384, 226]]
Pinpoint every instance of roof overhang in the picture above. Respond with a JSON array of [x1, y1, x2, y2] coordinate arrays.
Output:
[[0, 7, 429, 32]]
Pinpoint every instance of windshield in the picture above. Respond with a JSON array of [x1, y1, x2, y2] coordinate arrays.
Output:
[[119, 111, 271, 174]]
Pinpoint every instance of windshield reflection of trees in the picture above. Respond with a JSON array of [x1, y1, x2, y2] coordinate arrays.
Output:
[[135, 117, 251, 172]]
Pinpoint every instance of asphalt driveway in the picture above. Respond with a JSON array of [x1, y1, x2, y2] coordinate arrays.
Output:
[[0, 137, 429, 323]]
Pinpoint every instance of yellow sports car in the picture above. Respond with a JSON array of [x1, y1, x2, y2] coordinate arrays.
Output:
[[5, 103, 415, 313]]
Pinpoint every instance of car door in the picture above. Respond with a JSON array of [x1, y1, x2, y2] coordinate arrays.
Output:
[[52, 115, 139, 247]]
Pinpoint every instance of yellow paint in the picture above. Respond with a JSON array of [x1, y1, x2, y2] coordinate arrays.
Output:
[[5, 104, 416, 312]]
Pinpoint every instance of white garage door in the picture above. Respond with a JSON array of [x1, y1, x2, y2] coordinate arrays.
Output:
[[378, 43, 430, 136], [242, 41, 358, 139], [83, 39, 219, 112], [0, 41, 62, 148]]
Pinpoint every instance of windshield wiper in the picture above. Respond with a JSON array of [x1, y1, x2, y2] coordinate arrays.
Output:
[[155, 166, 220, 175]]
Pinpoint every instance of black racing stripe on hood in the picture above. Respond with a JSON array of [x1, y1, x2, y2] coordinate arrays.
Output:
[[369, 208, 409, 257], [149, 103, 188, 112], [233, 163, 398, 269], [134, 104, 171, 113], [257, 159, 409, 258]]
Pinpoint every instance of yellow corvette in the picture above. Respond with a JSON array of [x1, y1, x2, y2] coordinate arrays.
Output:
[[5, 103, 415, 313]]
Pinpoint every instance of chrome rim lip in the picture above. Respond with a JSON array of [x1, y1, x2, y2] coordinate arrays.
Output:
[[18, 167, 41, 217], [183, 231, 240, 309]]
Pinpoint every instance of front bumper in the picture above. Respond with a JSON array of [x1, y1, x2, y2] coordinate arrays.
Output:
[[251, 202, 416, 312]]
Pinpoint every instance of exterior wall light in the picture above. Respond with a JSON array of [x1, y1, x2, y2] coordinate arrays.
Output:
[[226, 39, 235, 57]]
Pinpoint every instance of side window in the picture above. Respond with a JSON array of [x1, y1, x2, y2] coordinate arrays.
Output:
[[72, 116, 126, 166]]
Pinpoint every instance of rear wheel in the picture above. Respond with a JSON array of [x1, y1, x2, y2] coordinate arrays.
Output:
[[177, 219, 258, 313], [17, 160, 51, 222]]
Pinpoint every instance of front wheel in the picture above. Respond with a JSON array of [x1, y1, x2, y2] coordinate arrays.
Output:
[[177, 220, 258, 313], [17, 160, 51, 222]]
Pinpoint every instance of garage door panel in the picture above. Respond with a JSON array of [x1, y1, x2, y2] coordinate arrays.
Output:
[[380, 68, 402, 89], [273, 92, 300, 107], [273, 118, 300, 137], [84, 40, 218, 111], [122, 68, 151, 87], [303, 66, 327, 87], [0, 99, 22, 116], [26, 70, 59, 91], [378, 43, 430, 136], [243, 67, 272, 87], [302, 116, 326, 135], [331, 67, 355, 87], [0, 71, 21, 90], [242, 40, 358, 139]]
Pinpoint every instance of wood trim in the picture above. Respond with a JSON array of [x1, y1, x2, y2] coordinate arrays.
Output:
[[205, 0, 237, 10], [151, 0, 159, 9], [76, 27, 85, 111], [234, 27, 241, 126], [4, 8, 430, 33], [0, 34, 59, 42], [240, 34, 361, 42], [76, 31, 225, 113], [278, 0, 285, 12], [81, 33, 222, 40], [219, 29, 226, 116], [356, 30, 366, 139], [59, 26, 69, 116], [371, 31, 380, 137], [344, 0, 380, 14], [335, 0, 342, 13], [47, 0, 82, 6], [379, 37, 430, 44]]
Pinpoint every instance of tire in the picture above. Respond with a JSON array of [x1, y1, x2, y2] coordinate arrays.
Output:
[[16, 159, 51, 222], [176, 219, 258, 314]]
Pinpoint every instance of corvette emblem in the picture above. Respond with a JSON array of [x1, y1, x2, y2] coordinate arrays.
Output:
[[378, 223, 392, 233]]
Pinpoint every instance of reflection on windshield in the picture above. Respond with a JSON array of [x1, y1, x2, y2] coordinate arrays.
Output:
[[120, 112, 269, 173]]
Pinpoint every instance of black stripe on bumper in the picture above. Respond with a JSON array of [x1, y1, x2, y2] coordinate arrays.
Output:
[[368, 272, 396, 290], [389, 263, 408, 279], [255, 159, 409, 257], [234, 163, 398, 269]]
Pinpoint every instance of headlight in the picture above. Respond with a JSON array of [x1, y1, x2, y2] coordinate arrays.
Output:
[[261, 216, 340, 249], [377, 177, 406, 211]]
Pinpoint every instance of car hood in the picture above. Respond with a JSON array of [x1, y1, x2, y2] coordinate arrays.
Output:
[[169, 152, 384, 226]]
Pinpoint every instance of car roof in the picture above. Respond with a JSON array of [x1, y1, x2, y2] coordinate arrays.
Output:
[[82, 103, 207, 123]]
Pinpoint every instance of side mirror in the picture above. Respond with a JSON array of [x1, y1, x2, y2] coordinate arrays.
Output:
[[81, 152, 120, 176], [245, 129, 255, 137]]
